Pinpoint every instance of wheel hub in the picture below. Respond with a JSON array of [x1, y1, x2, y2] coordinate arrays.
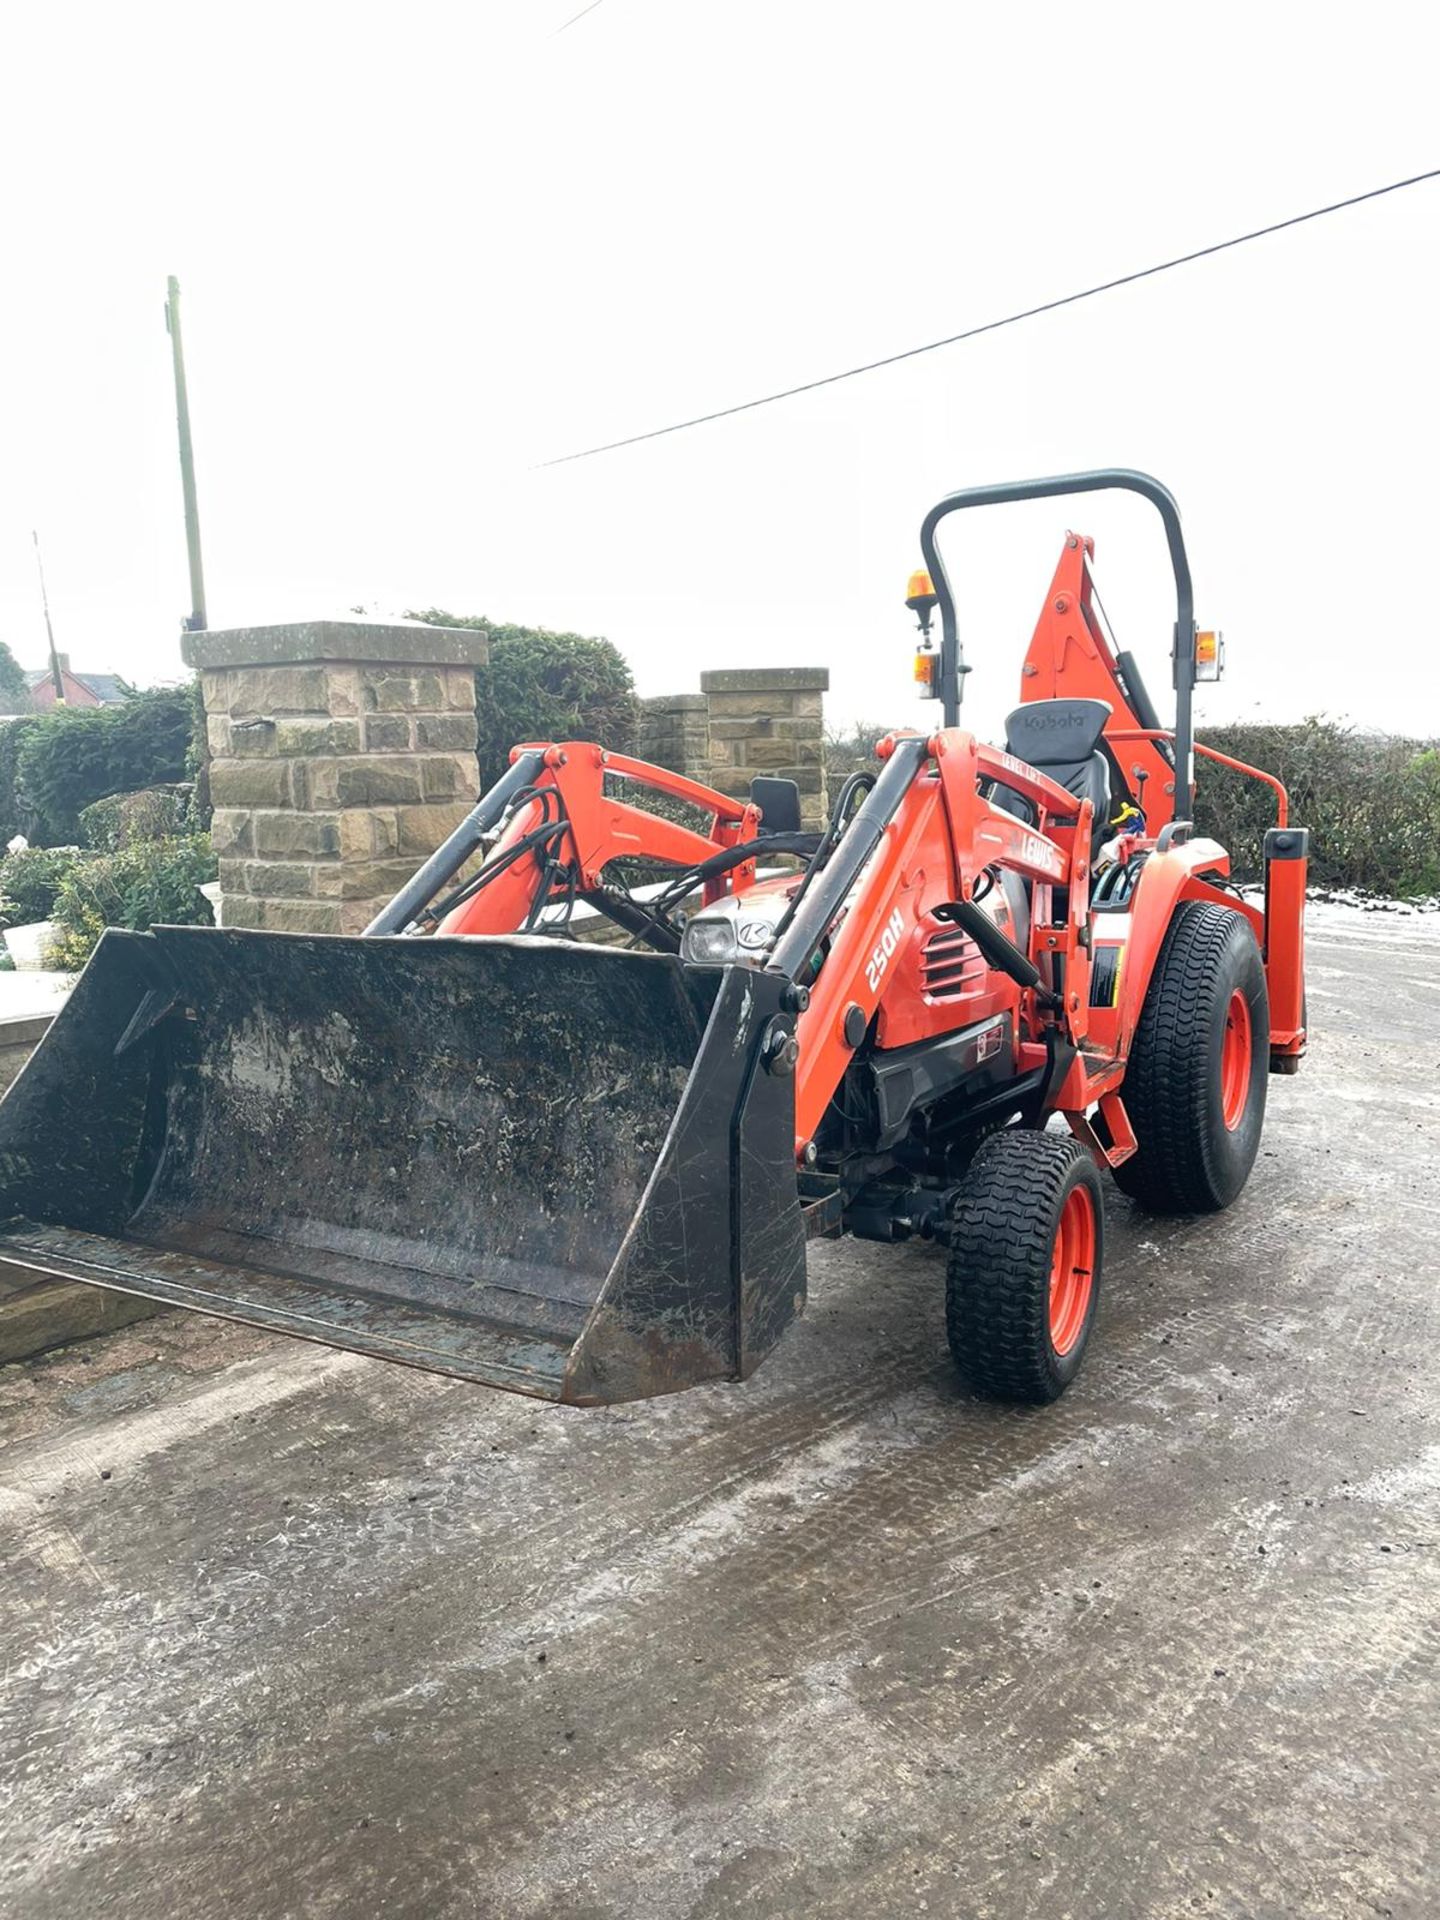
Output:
[[1048, 1185, 1096, 1356]]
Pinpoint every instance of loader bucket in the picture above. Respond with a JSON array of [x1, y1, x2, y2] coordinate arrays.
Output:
[[0, 927, 807, 1404]]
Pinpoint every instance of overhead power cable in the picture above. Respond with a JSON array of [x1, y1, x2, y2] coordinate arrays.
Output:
[[541, 165, 1440, 466], [554, 0, 606, 31]]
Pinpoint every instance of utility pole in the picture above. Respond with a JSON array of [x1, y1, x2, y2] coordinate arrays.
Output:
[[31, 530, 65, 706], [165, 275, 208, 632]]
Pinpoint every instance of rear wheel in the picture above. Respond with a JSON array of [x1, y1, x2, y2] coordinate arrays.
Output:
[[946, 1131, 1104, 1403], [1114, 901, 1269, 1213]]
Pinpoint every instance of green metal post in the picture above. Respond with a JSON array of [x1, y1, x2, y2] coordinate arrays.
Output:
[[31, 531, 66, 706], [165, 276, 208, 633]]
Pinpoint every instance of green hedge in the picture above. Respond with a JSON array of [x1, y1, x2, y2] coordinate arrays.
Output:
[[0, 716, 40, 844], [407, 610, 639, 786], [16, 686, 194, 845], [1194, 720, 1440, 895], [827, 716, 1440, 897]]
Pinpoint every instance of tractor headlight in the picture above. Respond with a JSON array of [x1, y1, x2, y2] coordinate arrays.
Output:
[[682, 916, 740, 966], [681, 892, 789, 967]]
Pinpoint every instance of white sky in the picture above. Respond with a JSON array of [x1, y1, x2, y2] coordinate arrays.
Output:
[[1, 0, 1437, 749]]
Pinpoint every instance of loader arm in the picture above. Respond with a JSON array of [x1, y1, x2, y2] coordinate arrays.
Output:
[[769, 731, 1090, 1154]]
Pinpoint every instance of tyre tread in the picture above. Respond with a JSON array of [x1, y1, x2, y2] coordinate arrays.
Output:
[[1115, 900, 1266, 1212], [945, 1130, 1100, 1404]]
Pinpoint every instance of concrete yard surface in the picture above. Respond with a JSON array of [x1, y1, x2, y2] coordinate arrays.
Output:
[[0, 902, 1435, 1919]]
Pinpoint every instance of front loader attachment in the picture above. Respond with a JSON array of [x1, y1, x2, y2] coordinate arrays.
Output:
[[0, 928, 807, 1404]]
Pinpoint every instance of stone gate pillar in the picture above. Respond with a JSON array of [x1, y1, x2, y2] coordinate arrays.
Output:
[[700, 666, 829, 830], [183, 620, 489, 935]]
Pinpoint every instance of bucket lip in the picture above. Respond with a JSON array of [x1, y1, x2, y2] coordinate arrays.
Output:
[[0, 1216, 573, 1397], [145, 923, 693, 969]]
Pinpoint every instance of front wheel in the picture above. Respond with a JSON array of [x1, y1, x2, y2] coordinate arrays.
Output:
[[946, 1131, 1105, 1404]]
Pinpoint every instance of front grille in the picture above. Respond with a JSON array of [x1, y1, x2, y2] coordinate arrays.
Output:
[[920, 927, 986, 999]]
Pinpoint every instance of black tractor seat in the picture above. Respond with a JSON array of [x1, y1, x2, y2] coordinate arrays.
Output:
[[993, 698, 1122, 859]]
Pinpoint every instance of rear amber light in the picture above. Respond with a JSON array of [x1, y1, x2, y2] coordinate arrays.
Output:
[[1195, 629, 1225, 682]]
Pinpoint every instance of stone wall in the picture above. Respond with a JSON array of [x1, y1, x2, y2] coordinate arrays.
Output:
[[185, 622, 489, 936], [635, 693, 710, 778]]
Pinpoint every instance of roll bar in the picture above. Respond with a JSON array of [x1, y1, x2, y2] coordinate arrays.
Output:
[[918, 468, 1198, 802]]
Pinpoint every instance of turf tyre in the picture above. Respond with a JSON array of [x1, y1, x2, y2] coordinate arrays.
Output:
[[945, 1130, 1104, 1404], [1113, 900, 1268, 1213]]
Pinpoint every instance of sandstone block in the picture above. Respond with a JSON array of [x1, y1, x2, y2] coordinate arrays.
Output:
[[326, 668, 362, 716], [260, 899, 342, 934], [252, 811, 341, 859], [362, 669, 447, 713], [420, 754, 480, 801], [338, 900, 382, 934], [208, 759, 290, 810], [223, 666, 331, 716], [339, 809, 400, 859], [416, 713, 478, 752], [396, 802, 471, 856], [333, 858, 425, 900], [209, 810, 253, 857], [363, 714, 412, 752], [301, 758, 425, 808], [445, 668, 478, 711], [230, 720, 282, 758], [243, 861, 317, 898], [273, 718, 362, 757], [217, 894, 265, 929]]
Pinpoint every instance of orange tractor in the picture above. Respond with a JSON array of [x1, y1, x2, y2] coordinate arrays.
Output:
[[0, 470, 1306, 1405]]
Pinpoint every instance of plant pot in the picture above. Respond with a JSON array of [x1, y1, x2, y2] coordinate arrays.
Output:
[[3, 923, 54, 970]]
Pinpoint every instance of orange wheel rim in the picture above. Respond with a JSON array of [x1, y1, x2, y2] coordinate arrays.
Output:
[[1220, 989, 1252, 1132], [1049, 1184, 1096, 1357]]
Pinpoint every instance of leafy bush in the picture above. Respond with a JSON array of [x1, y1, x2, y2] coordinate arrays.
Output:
[[44, 836, 217, 971], [0, 641, 31, 716], [80, 784, 197, 852], [0, 715, 40, 843], [0, 846, 85, 928], [407, 610, 638, 786], [1195, 719, 1440, 895], [16, 685, 193, 844]]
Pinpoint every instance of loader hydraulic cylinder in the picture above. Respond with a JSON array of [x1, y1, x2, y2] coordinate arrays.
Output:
[[366, 748, 548, 935], [768, 733, 929, 982]]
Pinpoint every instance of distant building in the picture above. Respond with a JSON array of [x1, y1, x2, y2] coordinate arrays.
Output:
[[25, 656, 128, 710]]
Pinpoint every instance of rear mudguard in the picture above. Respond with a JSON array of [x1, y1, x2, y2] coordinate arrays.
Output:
[[1091, 844, 1264, 1061]]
